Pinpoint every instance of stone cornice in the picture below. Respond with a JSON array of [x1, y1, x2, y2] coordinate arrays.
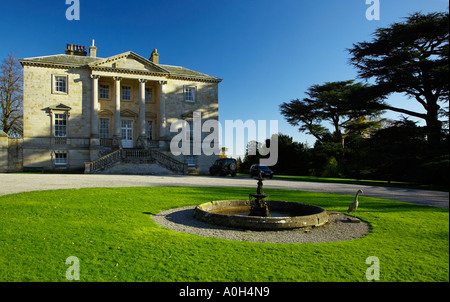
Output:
[[91, 66, 221, 83], [167, 74, 222, 83], [19, 59, 82, 69], [19, 59, 222, 83], [90, 66, 167, 77]]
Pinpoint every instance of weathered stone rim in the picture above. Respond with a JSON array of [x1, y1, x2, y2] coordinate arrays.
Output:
[[194, 199, 329, 231]]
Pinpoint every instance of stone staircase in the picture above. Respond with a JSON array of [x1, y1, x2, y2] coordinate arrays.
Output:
[[84, 148, 187, 175]]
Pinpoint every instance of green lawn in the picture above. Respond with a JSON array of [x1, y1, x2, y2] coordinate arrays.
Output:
[[0, 187, 448, 282]]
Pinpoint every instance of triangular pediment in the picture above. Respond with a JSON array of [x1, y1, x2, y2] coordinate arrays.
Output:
[[120, 109, 138, 118], [49, 103, 72, 111], [88, 51, 169, 74]]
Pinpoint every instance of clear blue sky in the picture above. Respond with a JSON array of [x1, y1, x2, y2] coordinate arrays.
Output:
[[1, 0, 448, 156]]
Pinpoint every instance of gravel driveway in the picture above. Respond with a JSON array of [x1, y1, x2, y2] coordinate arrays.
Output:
[[0, 173, 448, 208]]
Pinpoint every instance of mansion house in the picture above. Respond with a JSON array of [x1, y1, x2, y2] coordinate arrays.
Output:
[[17, 42, 221, 174]]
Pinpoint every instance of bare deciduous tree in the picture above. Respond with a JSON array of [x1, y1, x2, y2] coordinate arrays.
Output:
[[1, 52, 23, 137]]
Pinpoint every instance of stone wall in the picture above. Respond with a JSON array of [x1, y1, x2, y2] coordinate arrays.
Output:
[[8, 137, 23, 171], [0, 131, 23, 172], [0, 131, 8, 172]]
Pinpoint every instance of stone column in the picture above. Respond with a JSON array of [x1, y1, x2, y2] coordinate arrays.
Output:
[[89, 74, 101, 161], [90, 74, 100, 138], [159, 80, 168, 149], [113, 76, 122, 148], [137, 79, 147, 148]]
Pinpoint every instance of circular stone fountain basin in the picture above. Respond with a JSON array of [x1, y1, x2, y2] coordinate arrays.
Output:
[[194, 200, 329, 231]]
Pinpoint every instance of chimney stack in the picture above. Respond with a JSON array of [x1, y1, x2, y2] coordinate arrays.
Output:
[[89, 39, 97, 58], [65, 43, 87, 56], [150, 49, 159, 64]]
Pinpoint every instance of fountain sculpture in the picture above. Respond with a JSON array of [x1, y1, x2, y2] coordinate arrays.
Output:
[[194, 171, 329, 230], [249, 172, 270, 217]]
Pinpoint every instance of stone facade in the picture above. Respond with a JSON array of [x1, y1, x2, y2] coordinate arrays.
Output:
[[18, 43, 221, 174]]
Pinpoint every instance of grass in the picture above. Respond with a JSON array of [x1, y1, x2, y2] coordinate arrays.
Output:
[[0, 187, 448, 282]]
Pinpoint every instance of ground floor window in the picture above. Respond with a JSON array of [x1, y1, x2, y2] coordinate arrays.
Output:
[[186, 155, 196, 167], [54, 113, 67, 137], [54, 151, 68, 166], [146, 121, 153, 141], [186, 120, 193, 141], [99, 118, 110, 138]]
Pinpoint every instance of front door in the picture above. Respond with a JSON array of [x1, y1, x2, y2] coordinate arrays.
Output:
[[121, 120, 133, 148]]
